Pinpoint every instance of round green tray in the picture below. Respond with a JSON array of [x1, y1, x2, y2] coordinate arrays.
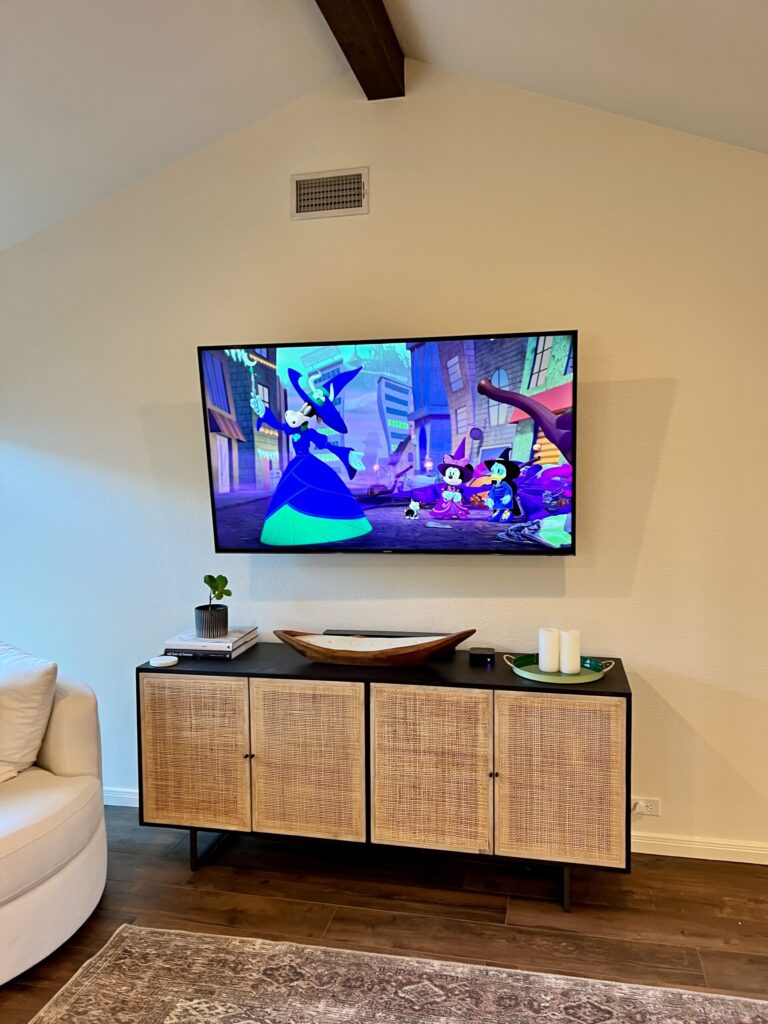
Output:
[[502, 653, 614, 684]]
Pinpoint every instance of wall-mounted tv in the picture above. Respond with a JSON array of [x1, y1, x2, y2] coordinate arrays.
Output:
[[198, 331, 576, 555]]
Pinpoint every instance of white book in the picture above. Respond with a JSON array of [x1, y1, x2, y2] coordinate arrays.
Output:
[[164, 625, 259, 652], [165, 635, 260, 660], [227, 635, 260, 659]]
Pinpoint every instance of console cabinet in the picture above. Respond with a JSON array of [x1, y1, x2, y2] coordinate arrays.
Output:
[[139, 674, 251, 832], [250, 678, 365, 842], [371, 684, 493, 854], [137, 645, 631, 894], [494, 691, 626, 868]]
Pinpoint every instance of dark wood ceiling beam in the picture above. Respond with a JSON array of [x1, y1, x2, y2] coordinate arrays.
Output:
[[314, 0, 405, 100]]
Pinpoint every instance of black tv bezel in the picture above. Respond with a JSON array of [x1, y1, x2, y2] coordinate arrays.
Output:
[[197, 330, 577, 556]]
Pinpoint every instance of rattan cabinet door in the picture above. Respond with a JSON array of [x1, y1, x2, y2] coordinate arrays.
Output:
[[139, 674, 251, 831], [371, 684, 493, 854], [494, 691, 627, 867], [250, 679, 365, 841]]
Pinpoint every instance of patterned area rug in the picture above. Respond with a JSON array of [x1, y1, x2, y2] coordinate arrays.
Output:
[[31, 924, 767, 1023]]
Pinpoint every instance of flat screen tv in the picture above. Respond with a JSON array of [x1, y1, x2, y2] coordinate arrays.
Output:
[[198, 331, 576, 554]]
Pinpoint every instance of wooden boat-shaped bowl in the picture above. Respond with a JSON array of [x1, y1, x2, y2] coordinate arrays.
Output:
[[274, 629, 476, 667]]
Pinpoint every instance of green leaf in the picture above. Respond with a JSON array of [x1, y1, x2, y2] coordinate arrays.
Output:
[[223, 589, 232, 597], [216, 575, 228, 588]]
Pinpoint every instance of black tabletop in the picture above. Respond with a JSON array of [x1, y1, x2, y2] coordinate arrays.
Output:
[[138, 642, 631, 698]]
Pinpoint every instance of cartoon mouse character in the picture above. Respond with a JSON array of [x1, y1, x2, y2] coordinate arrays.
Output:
[[430, 439, 473, 520], [405, 499, 421, 520], [483, 447, 522, 523]]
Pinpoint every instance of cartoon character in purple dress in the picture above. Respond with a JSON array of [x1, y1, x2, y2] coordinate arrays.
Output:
[[251, 366, 371, 547], [430, 439, 473, 520]]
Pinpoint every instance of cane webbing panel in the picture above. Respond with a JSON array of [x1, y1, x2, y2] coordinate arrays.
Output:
[[371, 684, 493, 853], [140, 675, 251, 831], [250, 679, 365, 841], [494, 692, 626, 867]]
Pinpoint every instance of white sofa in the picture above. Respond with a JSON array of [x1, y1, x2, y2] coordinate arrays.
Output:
[[0, 675, 107, 985]]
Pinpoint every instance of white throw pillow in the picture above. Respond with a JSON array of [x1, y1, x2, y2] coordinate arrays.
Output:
[[0, 641, 57, 783]]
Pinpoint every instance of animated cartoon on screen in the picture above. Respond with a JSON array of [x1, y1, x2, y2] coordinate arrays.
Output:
[[476, 377, 574, 549], [202, 335, 574, 553], [481, 447, 522, 523], [251, 366, 371, 546], [476, 378, 573, 463], [404, 499, 421, 520], [430, 440, 473, 520]]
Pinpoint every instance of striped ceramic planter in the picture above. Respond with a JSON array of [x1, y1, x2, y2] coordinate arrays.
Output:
[[194, 604, 228, 639]]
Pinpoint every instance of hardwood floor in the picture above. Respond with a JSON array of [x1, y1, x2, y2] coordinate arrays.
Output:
[[2, 807, 766, 1022]]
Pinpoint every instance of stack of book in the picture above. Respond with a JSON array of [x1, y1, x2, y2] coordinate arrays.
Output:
[[164, 626, 259, 660]]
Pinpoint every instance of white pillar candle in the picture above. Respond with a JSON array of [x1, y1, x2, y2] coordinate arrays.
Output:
[[560, 629, 582, 674], [538, 628, 560, 673]]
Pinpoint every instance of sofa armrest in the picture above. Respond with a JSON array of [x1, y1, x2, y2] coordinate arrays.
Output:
[[36, 675, 102, 780]]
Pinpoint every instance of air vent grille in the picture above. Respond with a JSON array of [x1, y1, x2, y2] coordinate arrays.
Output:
[[291, 167, 369, 220], [297, 173, 363, 213]]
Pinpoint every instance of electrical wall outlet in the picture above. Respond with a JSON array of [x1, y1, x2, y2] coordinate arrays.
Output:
[[632, 797, 661, 817]]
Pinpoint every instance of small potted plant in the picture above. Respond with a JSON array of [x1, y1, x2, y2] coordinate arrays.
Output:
[[195, 574, 232, 639]]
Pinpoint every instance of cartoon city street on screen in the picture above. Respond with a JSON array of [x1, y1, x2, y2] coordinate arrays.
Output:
[[201, 336, 574, 553]]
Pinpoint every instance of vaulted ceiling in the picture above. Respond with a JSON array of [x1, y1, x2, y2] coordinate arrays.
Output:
[[386, 0, 768, 156], [0, 0, 347, 249], [2, 0, 767, 250]]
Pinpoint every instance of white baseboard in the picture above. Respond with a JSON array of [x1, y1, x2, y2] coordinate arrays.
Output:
[[103, 787, 139, 808], [631, 829, 768, 865], [102, 789, 767, 864]]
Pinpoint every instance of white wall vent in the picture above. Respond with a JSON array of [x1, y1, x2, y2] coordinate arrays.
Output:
[[290, 167, 369, 220]]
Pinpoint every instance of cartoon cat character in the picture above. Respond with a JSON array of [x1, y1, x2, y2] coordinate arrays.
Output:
[[405, 499, 421, 520]]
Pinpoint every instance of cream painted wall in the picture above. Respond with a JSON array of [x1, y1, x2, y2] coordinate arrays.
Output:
[[1, 62, 767, 860]]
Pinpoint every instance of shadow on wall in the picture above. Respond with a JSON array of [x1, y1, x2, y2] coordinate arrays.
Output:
[[138, 401, 243, 635], [630, 665, 768, 843], [566, 376, 677, 598], [140, 401, 212, 535], [115, 376, 677, 627], [244, 376, 678, 606]]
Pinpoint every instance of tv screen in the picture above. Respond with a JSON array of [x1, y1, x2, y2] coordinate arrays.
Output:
[[198, 332, 576, 554]]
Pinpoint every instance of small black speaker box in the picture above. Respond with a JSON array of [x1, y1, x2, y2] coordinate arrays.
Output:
[[469, 647, 496, 667]]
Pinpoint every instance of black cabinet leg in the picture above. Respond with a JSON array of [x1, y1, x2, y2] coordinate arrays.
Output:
[[562, 865, 571, 912], [189, 827, 228, 870]]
